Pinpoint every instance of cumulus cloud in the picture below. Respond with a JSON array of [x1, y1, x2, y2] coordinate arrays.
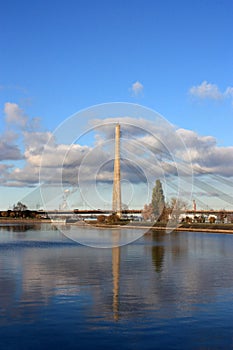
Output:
[[0, 103, 233, 193], [90, 116, 233, 180], [0, 141, 22, 161], [189, 81, 233, 103], [0, 103, 232, 210], [2, 130, 19, 144], [131, 81, 144, 96], [176, 129, 216, 156], [6, 165, 40, 187], [225, 86, 233, 98], [91, 116, 174, 142], [175, 128, 233, 177], [0, 110, 24, 162], [4, 102, 28, 127], [0, 164, 14, 185], [0, 128, 23, 161]]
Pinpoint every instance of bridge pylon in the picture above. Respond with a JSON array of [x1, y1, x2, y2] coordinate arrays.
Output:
[[112, 124, 122, 218]]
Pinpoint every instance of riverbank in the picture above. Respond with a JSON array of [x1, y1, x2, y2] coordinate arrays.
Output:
[[148, 222, 233, 234], [1, 218, 233, 234], [95, 222, 233, 234], [0, 218, 51, 224]]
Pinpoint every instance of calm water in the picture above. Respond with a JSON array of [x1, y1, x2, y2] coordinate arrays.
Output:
[[1, 223, 233, 349]]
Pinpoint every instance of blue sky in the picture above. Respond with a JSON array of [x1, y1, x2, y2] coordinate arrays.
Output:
[[0, 0, 233, 210]]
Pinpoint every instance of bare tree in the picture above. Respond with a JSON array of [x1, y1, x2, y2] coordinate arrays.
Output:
[[168, 197, 188, 222], [142, 203, 153, 221]]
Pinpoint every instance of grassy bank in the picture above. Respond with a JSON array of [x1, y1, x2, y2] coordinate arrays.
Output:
[[148, 222, 233, 234]]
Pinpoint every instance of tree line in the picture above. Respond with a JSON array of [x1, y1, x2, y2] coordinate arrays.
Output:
[[0, 202, 42, 219]]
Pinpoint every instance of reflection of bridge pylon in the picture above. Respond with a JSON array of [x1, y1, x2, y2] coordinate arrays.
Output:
[[112, 124, 122, 218], [112, 245, 120, 321], [112, 231, 121, 321]]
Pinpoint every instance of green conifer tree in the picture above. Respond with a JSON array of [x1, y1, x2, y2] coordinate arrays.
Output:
[[151, 179, 165, 219]]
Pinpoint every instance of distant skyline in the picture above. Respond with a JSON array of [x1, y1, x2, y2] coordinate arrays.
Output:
[[0, 0, 233, 210]]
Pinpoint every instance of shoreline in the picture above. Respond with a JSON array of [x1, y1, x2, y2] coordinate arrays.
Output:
[[0, 219, 51, 224], [1, 219, 233, 234], [149, 226, 233, 234], [95, 222, 233, 234]]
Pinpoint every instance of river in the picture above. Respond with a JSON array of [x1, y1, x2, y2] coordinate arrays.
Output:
[[0, 223, 233, 349]]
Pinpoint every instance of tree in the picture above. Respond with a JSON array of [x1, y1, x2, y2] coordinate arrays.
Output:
[[209, 216, 216, 223], [142, 203, 153, 221], [167, 197, 188, 222], [97, 215, 107, 224], [13, 202, 28, 211], [151, 180, 165, 220], [107, 214, 120, 224]]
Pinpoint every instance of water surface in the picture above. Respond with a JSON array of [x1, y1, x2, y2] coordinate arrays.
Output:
[[1, 223, 233, 349]]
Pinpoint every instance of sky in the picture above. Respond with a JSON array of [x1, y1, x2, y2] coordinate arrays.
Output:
[[0, 0, 233, 211]]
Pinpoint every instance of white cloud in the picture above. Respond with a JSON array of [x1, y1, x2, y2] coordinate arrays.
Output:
[[0, 105, 233, 191], [90, 117, 233, 179], [225, 86, 233, 98], [189, 81, 222, 100], [4, 102, 28, 127], [176, 128, 233, 177], [176, 129, 216, 151], [1, 104, 232, 210], [91, 116, 173, 142], [0, 110, 24, 161], [0, 164, 13, 185], [24, 131, 53, 146], [0, 141, 22, 161], [2, 130, 19, 143], [7, 165, 40, 187], [131, 81, 144, 96], [189, 81, 233, 103]]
